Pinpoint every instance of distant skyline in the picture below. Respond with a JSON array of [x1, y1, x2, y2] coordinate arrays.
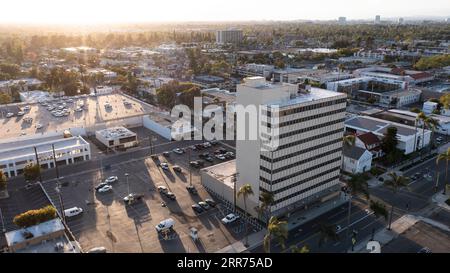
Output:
[[1, 0, 449, 24]]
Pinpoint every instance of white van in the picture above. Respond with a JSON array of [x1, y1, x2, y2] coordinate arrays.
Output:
[[155, 218, 174, 232], [64, 207, 83, 218], [87, 247, 107, 253]]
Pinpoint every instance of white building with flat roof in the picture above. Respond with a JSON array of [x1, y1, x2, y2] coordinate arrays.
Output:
[[345, 115, 431, 154], [235, 76, 347, 218], [0, 134, 90, 178], [95, 127, 138, 149], [5, 218, 80, 253]]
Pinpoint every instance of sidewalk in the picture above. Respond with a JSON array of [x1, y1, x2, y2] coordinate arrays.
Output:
[[349, 213, 450, 253], [349, 214, 419, 253], [215, 229, 266, 253], [431, 192, 450, 211]]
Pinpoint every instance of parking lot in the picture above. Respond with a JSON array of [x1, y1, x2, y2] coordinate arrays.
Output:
[[40, 141, 246, 253], [0, 93, 158, 139]]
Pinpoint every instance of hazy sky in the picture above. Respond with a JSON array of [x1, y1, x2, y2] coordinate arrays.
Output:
[[1, 0, 449, 24]]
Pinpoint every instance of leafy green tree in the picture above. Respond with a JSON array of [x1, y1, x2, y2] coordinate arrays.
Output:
[[381, 126, 403, 164], [13, 205, 57, 228], [318, 223, 339, 247], [23, 163, 41, 182], [237, 183, 254, 247], [369, 200, 389, 221], [0, 93, 12, 104], [263, 216, 288, 253], [0, 170, 7, 191], [290, 245, 310, 253]]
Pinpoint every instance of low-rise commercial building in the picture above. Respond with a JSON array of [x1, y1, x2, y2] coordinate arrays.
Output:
[[5, 218, 80, 253], [95, 127, 138, 149], [0, 134, 91, 178]]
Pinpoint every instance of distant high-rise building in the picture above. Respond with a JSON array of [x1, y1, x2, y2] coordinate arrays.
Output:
[[375, 15, 381, 24], [216, 30, 243, 44], [338, 17, 346, 24], [398, 18, 404, 24], [446, 18, 450, 23]]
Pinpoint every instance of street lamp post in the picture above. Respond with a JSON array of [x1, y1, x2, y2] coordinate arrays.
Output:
[[33, 146, 43, 183], [55, 182, 66, 224], [188, 148, 192, 186], [51, 144, 60, 179], [125, 173, 130, 195], [0, 208, 6, 233]]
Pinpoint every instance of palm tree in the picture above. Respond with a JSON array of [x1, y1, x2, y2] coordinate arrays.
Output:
[[343, 134, 356, 146], [436, 148, 450, 194], [318, 223, 339, 248], [424, 116, 440, 152], [258, 192, 274, 222], [237, 184, 254, 247], [369, 200, 389, 240], [290, 244, 310, 253], [345, 173, 370, 239], [263, 216, 288, 253], [383, 172, 409, 230], [417, 112, 427, 151]]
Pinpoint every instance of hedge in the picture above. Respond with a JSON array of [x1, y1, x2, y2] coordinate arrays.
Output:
[[13, 205, 57, 228]]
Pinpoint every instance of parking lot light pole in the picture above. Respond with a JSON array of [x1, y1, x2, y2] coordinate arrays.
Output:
[[51, 144, 60, 179], [125, 173, 130, 195], [188, 148, 192, 186], [33, 146, 43, 183], [55, 182, 66, 225]]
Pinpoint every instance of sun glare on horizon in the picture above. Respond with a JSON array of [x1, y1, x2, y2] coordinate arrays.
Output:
[[1, 0, 449, 25]]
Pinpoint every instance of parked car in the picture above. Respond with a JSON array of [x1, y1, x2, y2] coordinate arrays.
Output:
[[6, 112, 14, 118], [205, 199, 217, 207], [35, 123, 43, 129], [186, 185, 198, 195], [210, 140, 219, 145], [172, 165, 182, 173], [215, 154, 226, 160], [214, 148, 227, 155], [204, 156, 214, 162], [418, 247, 432, 253], [190, 161, 200, 168], [194, 144, 204, 150], [163, 151, 171, 157], [199, 152, 210, 159], [98, 185, 112, 193], [157, 185, 169, 194], [17, 111, 25, 116], [155, 218, 174, 232], [173, 148, 184, 154], [221, 213, 239, 224], [160, 162, 170, 170], [191, 204, 204, 213], [105, 176, 118, 184], [165, 191, 176, 200], [64, 207, 83, 218], [123, 193, 144, 205], [95, 182, 109, 191], [198, 201, 210, 210], [87, 247, 107, 253], [23, 105, 31, 111], [202, 142, 211, 148], [224, 152, 234, 159]]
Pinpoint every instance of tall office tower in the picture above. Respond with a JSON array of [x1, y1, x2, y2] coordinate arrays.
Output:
[[235, 77, 347, 218], [375, 15, 381, 24], [338, 17, 347, 24], [398, 17, 404, 24], [216, 30, 243, 44]]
